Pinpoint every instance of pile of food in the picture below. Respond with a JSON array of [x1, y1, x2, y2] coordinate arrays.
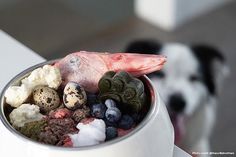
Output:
[[4, 51, 166, 147]]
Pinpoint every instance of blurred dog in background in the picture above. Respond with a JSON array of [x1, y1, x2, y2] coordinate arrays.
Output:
[[125, 40, 229, 156]]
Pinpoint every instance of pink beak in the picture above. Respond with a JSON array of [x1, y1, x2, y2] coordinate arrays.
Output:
[[101, 53, 167, 76]]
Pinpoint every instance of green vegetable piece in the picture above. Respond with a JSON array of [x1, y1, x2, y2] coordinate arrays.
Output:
[[98, 71, 146, 113], [18, 119, 47, 140]]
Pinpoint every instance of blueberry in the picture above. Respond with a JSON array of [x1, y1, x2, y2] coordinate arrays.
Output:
[[118, 115, 134, 130], [90, 103, 107, 119], [87, 93, 99, 105], [106, 126, 118, 141], [104, 118, 118, 127], [131, 113, 141, 123], [105, 107, 121, 123], [105, 99, 116, 108]]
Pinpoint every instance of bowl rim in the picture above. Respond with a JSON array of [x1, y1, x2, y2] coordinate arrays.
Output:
[[0, 59, 159, 151]]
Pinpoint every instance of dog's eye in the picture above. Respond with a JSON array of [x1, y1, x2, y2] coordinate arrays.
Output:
[[189, 75, 201, 82]]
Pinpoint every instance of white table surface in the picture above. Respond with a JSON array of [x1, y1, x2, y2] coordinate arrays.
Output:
[[0, 30, 45, 155], [0, 30, 190, 157]]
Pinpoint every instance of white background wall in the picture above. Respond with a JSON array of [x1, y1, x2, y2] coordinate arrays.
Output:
[[135, 0, 232, 31]]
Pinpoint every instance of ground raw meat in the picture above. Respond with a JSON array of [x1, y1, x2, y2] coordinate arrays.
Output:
[[49, 108, 72, 119], [38, 118, 78, 145]]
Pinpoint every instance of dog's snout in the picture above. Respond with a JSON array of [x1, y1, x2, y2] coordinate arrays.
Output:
[[168, 93, 186, 113]]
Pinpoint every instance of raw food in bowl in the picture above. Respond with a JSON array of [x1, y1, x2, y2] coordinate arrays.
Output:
[[2, 51, 166, 148]]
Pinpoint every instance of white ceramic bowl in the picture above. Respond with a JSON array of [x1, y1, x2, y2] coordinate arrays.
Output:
[[0, 60, 174, 157]]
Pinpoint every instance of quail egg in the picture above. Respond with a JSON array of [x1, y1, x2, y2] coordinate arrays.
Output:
[[72, 106, 90, 123], [63, 82, 87, 110], [33, 86, 60, 112]]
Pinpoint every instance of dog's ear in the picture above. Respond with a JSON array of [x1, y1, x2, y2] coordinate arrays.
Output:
[[125, 39, 162, 54], [191, 44, 230, 95]]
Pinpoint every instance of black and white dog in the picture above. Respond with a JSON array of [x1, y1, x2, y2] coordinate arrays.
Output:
[[125, 40, 228, 156]]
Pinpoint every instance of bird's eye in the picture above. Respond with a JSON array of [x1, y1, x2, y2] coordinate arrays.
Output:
[[156, 71, 165, 78], [151, 71, 165, 78], [189, 75, 201, 82], [148, 71, 165, 79]]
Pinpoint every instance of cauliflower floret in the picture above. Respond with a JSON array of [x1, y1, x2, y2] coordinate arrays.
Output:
[[4, 84, 31, 108], [5, 65, 62, 107], [9, 104, 44, 128], [69, 119, 106, 147], [21, 65, 61, 89]]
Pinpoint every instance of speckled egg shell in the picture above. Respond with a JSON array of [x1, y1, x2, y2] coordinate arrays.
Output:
[[63, 82, 87, 110], [33, 86, 60, 113], [72, 106, 90, 123]]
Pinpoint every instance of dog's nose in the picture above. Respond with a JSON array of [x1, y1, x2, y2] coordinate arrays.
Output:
[[168, 93, 186, 113]]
